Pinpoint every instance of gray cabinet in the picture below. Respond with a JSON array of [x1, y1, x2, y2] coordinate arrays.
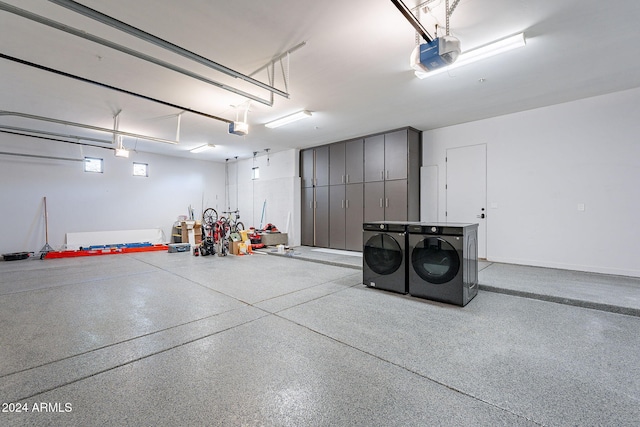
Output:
[[329, 183, 363, 250], [364, 130, 410, 182], [315, 186, 329, 247], [301, 149, 314, 188], [301, 187, 314, 246], [384, 179, 409, 222], [302, 146, 329, 187], [364, 134, 385, 182], [330, 139, 363, 185], [301, 186, 329, 247], [363, 180, 410, 222], [363, 128, 420, 222], [384, 130, 409, 181], [329, 143, 345, 186], [363, 181, 384, 223], [345, 183, 364, 251], [315, 146, 329, 187], [301, 146, 330, 246], [345, 139, 364, 183], [329, 185, 346, 248], [301, 127, 420, 250]]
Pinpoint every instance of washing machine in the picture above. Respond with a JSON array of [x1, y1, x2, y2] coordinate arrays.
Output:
[[362, 221, 411, 294], [407, 223, 478, 306]]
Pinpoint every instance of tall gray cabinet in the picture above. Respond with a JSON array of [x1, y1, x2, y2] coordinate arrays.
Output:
[[328, 139, 364, 251], [301, 127, 420, 251], [363, 129, 420, 222], [301, 146, 329, 247]]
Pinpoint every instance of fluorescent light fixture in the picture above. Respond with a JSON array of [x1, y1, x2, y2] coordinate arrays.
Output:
[[114, 148, 129, 158], [265, 110, 312, 128], [190, 144, 215, 154], [415, 33, 526, 79]]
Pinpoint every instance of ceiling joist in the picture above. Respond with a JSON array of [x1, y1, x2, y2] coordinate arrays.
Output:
[[47, 0, 290, 99]]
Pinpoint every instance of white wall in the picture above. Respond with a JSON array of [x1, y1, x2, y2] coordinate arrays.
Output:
[[422, 86, 640, 277], [222, 149, 301, 246], [0, 134, 225, 254]]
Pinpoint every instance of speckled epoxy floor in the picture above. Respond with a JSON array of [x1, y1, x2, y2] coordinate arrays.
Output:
[[1, 251, 639, 426]]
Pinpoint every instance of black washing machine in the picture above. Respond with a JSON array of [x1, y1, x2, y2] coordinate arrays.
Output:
[[407, 223, 479, 306], [362, 221, 411, 294]]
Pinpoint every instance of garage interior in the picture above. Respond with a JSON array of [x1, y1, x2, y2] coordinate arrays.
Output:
[[1, 0, 640, 425]]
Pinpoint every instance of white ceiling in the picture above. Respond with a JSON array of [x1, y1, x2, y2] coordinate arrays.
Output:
[[2, 0, 640, 163]]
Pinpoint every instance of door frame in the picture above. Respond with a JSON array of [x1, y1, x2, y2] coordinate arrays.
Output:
[[445, 143, 487, 258]]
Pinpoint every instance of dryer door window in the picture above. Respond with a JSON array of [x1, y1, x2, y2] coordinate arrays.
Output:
[[364, 233, 403, 276], [412, 237, 460, 284]]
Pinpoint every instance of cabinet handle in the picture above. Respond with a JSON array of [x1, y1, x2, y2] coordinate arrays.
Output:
[[341, 200, 344, 209], [342, 175, 344, 184], [385, 198, 389, 208], [310, 201, 313, 209], [314, 201, 317, 209], [386, 170, 389, 179], [379, 198, 383, 208], [346, 174, 349, 183], [346, 199, 349, 209], [381, 170, 384, 180]]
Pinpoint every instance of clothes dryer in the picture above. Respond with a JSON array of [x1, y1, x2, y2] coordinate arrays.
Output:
[[362, 221, 410, 294], [407, 223, 478, 306]]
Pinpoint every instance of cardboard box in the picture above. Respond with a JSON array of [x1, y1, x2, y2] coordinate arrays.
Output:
[[194, 221, 202, 245], [230, 240, 242, 255], [181, 221, 202, 245]]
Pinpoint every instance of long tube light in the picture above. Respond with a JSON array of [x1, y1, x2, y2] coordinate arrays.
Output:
[[265, 110, 312, 129], [415, 33, 526, 79], [190, 144, 215, 154]]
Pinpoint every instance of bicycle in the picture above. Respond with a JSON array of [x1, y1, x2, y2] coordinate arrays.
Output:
[[221, 209, 244, 233]]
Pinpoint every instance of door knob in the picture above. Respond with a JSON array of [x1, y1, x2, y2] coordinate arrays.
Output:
[[476, 213, 485, 219]]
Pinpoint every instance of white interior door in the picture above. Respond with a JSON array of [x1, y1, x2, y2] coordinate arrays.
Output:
[[446, 144, 487, 258]]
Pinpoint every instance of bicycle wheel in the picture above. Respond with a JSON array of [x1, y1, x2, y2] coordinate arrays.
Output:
[[235, 221, 245, 232], [203, 208, 218, 226]]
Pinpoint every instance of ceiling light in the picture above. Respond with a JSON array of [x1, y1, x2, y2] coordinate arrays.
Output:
[[190, 144, 215, 154], [265, 110, 312, 129], [415, 33, 526, 79]]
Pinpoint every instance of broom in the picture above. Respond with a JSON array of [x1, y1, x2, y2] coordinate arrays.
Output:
[[40, 196, 54, 253]]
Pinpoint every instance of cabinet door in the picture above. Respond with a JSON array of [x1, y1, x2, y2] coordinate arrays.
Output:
[[329, 142, 346, 186], [384, 130, 408, 181], [301, 149, 314, 188], [364, 134, 384, 182], [384, 179, 408, 222], [301, 187, 314, 246], [329, 185, 346, 249], [345, 183, 364, 251], [345, 139, 364, 183], [314, 146, 330, 187], [315, 185, 330, 247], [363, 181, 385, 222]]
